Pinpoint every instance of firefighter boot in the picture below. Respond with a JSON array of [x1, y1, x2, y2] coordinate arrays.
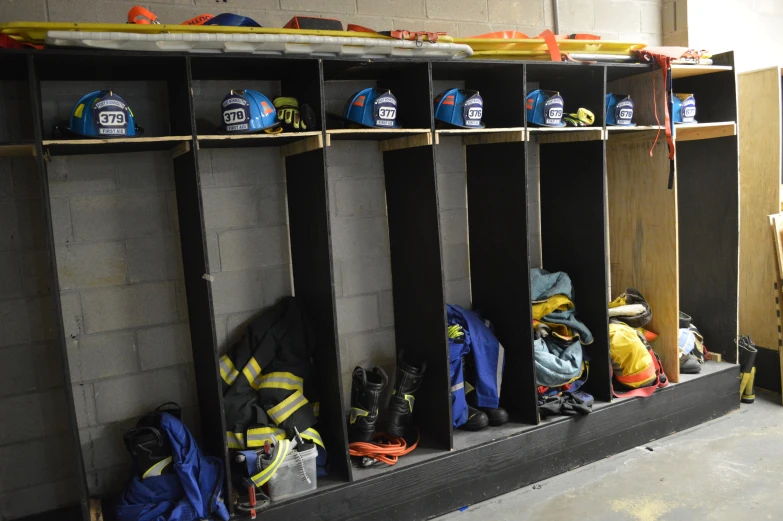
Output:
[[349, 366, 388, 443], [383, 352, 427, 437], [739, 335, 757, 404]]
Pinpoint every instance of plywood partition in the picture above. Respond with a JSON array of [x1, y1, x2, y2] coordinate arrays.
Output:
[[677, 137, 739, 363], [539, 141, 611, 401], [738, 67, 782, 353], [466, 142, 538, 424], [606, 141, 680, 382]]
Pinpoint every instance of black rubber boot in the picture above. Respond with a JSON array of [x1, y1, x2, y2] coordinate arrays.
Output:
[[459, 406, 489, 431], [465, 389, 509, 426], [348, 366, 388, 443], [739, 336, 757, 404], [383, 352, 426, 437]]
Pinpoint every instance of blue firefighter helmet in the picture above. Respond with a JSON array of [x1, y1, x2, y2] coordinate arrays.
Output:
[[526, 89, 566, 127], [606, 93, 636, 126], [221, 89, 279, 133], [66, 91, 140, 138], [344, 88, 399, 128], [434, 89, 485, 129], [673, 93, 697, 124]]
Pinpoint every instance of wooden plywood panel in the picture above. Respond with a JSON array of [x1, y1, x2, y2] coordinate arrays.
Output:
[[738, 67, 782, 351], [607, 140, 680, 382]]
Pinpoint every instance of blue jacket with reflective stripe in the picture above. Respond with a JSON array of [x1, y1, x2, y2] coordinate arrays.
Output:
[[116, 413, 229, 521]]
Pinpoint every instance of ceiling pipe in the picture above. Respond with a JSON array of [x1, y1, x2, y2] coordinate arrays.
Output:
[[552, 0, 561, 35]]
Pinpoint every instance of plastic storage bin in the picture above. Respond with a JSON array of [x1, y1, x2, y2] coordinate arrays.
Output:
[[263, 445, 318, 502]]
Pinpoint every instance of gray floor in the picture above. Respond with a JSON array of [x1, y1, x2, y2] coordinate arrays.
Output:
[[435, 390, 783, 521]]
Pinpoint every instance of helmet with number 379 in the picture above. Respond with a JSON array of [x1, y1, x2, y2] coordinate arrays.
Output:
[[221, 89, 279, 134], [65, 91, 141, 138]]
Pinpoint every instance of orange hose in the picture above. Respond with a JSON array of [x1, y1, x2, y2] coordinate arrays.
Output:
[[348, 429, 420, 466]]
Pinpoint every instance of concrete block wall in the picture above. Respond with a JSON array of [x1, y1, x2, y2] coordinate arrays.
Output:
[[0, 0, 662, 43]]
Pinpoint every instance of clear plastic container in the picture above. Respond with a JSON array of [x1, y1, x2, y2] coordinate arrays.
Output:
[[262, 445, 318, 502]]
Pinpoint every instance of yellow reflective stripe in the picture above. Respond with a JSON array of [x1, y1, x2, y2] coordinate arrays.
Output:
[[312, 401, 320, 418], [258, 372, 303, 391], [142, 456, 172, 479], [251, 439, 290, 487], [349, 407, 368, 424], [219, 355, 239, 386], [301, 428, 324, 449], [465, 382, 475, 394], [404, 394, 415, 412], [246, 427, 286, 447], [226, 431, 246, 449], [242, 357, 262, 390], [267, 389, 308, 425]]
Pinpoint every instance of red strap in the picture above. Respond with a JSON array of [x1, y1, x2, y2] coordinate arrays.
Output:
[[181, 14, 215, 26], [537, 30, 562, 62], [127, 6, 159, 25], [646, 53, 675, 161], [611, 348, 668, 399]]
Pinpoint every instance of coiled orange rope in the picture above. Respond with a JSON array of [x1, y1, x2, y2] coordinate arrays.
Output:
[[348, 429, 420, 466]]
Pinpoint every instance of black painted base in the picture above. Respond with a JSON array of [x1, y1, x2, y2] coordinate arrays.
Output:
[[251, 361, 739, 521], [754, 347, 781, 395]]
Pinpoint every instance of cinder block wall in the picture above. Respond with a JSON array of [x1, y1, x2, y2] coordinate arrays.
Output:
[[0, 2, 662, 519]]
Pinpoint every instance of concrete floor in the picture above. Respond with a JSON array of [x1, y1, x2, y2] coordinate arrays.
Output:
[[435, 390, 783, 521]]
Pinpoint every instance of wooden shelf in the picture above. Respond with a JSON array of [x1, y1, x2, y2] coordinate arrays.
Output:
[[43, 136, 193, 156], [0, 142, 36, 157], [436, 127, 526, 145], [326, 128, 431, 142], [671, 64, 733, 79], [674, 121, 736, 142], [606, 125, 663, 133], [529, 127, 604, 143], [198, 131, 322, 150]]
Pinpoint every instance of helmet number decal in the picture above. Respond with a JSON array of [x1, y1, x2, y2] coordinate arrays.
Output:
[[619, 109, 633, 119], [223, 108, 247, 124], [462, 94, 483, 127], [98, 111, 126, 126], [374, 94, 398, 127]]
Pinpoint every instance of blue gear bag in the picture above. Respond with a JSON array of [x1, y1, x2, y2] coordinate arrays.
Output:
[[606, 93, 636, 126], [526, 89, 565, 127], [434, 88, 485, 128], [116, 412, 229, 521], [221, 89, 279, 133], [204, 13, 262, 27], [344, 88, 399, 128], [67, 91, 139, 138]]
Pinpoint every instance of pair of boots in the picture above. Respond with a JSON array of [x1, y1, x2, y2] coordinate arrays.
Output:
[[739, 335, 757, 404], [459, 398, 509, 431], [349, 352, 426, 442]]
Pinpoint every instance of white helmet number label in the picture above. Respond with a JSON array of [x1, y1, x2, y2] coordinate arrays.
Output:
[[683, 107, 696, 118], [98, 111, 126, 126], [223, 109, 247, 123], [619, 109, 633, 120], [378, 107, 396, 120], [467, 108, 483, 120], [548, 108, 563, 119]]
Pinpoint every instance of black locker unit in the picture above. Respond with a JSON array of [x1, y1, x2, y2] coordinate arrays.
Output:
[[0, 49, 741, 521]]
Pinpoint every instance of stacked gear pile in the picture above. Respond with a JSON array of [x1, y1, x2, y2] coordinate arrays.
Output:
[[447, 304, 509, 431], [434, 89, 484, 128], [678, 311, 706, 374], [531, 268, 595, 417], [56, 90, 142, 139], [117, 403, 229, 521], [343, 88, 399, 128], [348, 351, 425, 466], [608, 289, 669, 397], [219, 297, 327, 510], [220, 90, 318, 134], [525, 90, 594, 128]]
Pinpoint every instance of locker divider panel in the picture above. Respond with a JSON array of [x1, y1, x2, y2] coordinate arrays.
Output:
[[383, 146, 453, 450], [285, 148, 352, 480], [466, 142, 538, 423], [539, 141, 611, 402], [28, 53, 92, 521], [677, 136, 740, 363]]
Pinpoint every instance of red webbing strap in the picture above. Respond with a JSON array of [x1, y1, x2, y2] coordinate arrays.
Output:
[[181, 14, 215, 26], [537, 30, 562, 62], [127, 6, 159, 25], [611, 349, 669, 399]]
